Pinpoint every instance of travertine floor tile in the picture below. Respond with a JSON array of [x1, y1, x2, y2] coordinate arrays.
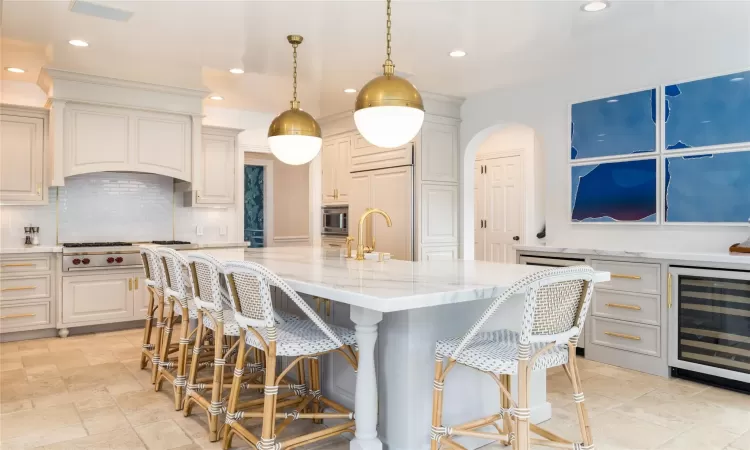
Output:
[[36, 426, 147, 450], [656, 425, 739, 450], [79, 405, 132, 435], [134, 419, 194, 450], [0, 402, 82, 441]]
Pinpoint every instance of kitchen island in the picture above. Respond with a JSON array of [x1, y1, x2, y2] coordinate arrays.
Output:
[[195, 246, 609, 450]]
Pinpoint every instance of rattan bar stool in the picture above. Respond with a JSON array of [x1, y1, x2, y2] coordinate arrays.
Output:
[[222, 260, 359, 450], [139, 247, 168, 384], [155, 247, 206, 410], [430, 266, 597, 450]]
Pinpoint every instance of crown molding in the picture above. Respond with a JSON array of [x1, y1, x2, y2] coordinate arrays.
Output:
[[38, 68, 209, 98]]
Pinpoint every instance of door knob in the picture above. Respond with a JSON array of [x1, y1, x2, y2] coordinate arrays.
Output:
[[513, 236, 520, 241]]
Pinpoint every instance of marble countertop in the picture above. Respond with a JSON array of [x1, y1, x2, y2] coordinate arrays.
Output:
[[193, 246, 610, 313], [0, 246, 63, 254], [515, 245, 750, 267]]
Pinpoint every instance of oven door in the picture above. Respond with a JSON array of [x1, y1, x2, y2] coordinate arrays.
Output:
[[322, 208, 348, 236], [668, 266, 750, 383]]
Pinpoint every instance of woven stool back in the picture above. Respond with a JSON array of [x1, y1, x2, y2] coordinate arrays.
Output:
[[140, 247, 165, 296], [157, 247, 193, 309], [188, 252, 229, 317]]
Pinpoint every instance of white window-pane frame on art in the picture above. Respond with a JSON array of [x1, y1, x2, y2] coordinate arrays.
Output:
[[661, 146, 750, 227], [568, 86, 659, 164], [661, 69, 750, 154], [569, 155, 661, 226]]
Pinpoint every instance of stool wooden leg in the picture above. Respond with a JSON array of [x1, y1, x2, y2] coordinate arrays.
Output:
[[501, 374, 512, 446], [183, 310, 205, 418], [151, 295, 165, 384], [568, 346, 593, 448], [259, 342, 279, 450], [173, 306, 191, 410], [516, 359, 530, 450], [140, 290, 156, 370], [208, 321, 225, 442], [430, 358, 445, 450], [222, 329, 247, 449], [155, 300, 176, 392]]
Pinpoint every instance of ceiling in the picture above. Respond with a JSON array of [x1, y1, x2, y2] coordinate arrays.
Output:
[[2, 1, 749, 116]]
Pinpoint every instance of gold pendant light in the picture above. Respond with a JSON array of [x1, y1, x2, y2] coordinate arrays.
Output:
[[354, 0, 424, 149], [268, 35, 322, 165]]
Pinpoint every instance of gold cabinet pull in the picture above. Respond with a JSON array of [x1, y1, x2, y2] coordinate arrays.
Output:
[[605, 303, 641, 311], [1, 263, 34, 267], [0, 313, 36, 320], [604, 331, 641, 341], [1, 286, 36, 292], [611, 274, 642, 280], [36, 183, 42, 195], [326, 299, 331, 318], [134, 278, 139, 290], [128, 279, 133, 291], [667, 272, 673, 308]]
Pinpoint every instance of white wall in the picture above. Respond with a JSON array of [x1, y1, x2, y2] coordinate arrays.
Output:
[[460, 20, 750, 254]]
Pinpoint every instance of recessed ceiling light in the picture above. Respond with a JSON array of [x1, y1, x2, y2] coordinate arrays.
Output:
[[730, 77, 745, 82], [209, 95, 224, 101], [606, 98, 619, 103], [582, 1, 609, 12], [5, 67, 25, 73], [69, 39, 89, 47], [344, 88, 357, 94], [229, 68, 244, 74], [449, 50, 467, 58]]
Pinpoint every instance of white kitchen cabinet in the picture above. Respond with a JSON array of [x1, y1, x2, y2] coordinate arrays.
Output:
[[349, 167, 413, 260], [135, 274, 150, 318], [0, 252, 56, 334], [0, 106, 47, 205], [61, 272, 137, 325], [63, 103, 193, 182], [420, 121, 459, 183], [350, 133, 412, 173], [420, 183, 459, 245], [420, 246, 459, 261], [187, 126, 241, 206], [321, 134, 351, 205]]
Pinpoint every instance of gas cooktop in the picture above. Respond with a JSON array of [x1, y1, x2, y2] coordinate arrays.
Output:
[[62, 242, 133, 248], [151, 240, 192, 245]]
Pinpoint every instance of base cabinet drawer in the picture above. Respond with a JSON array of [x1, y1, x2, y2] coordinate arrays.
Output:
[[0, 256, 51, 273], [591, 260, 660, 294], [590, 317, 660, 357], [62, 274, 135, 325], [592, 289, 660, 326], [0, 302, 52, 332], [0, 274, 52, 302]]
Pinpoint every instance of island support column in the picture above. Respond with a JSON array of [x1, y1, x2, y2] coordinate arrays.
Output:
[[350, 306, 384, 450]]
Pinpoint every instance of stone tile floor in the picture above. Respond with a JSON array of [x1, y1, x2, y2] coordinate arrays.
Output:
[[1, 328, 748, 450]]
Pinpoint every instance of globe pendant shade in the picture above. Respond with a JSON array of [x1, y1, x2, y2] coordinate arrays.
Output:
[[268, 135, 322, 165], [354, 106, 424, 148]]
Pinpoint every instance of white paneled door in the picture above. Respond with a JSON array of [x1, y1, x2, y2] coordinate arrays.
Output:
[[475, 154, 523, 263], [0, 114, 45, 204]]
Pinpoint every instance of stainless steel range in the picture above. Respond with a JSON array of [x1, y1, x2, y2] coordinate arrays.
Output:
[[61, 241, 198, 271]]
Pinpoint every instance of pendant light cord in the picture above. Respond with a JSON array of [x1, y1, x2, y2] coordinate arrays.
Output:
[[384, 0, 395, 76], [292, 42, 299, 107]]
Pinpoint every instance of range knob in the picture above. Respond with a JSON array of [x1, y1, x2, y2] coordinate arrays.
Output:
[[115, 257, 123, 263], [82, 258, 90, 265], [107, 257, 115, 264], [72, 258, 81, 265]]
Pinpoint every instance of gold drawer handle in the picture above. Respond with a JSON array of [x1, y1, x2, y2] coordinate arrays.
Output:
[[605, 303, 642, 311], [611, 274, 642, 280], [604, 331, 641, 341], [0, 313, 36, 320], [1, 263, 34, 267], [134, 278, 138, 290]]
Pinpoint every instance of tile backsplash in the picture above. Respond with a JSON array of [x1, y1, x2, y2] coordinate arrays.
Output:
[[0, 171, 238, 247], [58, 172, 174, 243]]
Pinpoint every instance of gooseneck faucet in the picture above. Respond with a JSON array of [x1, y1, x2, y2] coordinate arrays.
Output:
[[356, 208, 392, 261]]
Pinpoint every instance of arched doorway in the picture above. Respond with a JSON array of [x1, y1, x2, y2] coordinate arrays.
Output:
[[461, 123, 544, 261]]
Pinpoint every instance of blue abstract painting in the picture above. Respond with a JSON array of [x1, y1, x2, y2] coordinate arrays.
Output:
[[244, 165, 265, 247], [665, 151, 750, 222], [571, 159, 657, 222], [665, 71, 750, 150], [571, 89, 657, 160]]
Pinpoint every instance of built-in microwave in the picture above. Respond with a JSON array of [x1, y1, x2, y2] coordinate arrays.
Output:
[[322, 206, 348, 236]]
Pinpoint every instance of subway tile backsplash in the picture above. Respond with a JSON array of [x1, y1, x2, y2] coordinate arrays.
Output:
[[58, 172, 174, 243], [0, 172, 238, 247]]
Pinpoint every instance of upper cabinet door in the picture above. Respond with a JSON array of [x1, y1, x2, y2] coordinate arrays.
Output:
[[421, 121, 459, 183], [65, 104, 130, 175], [350, 133, 412, 173], [334, 137, 351, 204], [196, 133, 236, 204], [133, 111, 191, 181], [0, 115, 44, 204], [369, 166, 413, 261], [321, 139, 338, 205]]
